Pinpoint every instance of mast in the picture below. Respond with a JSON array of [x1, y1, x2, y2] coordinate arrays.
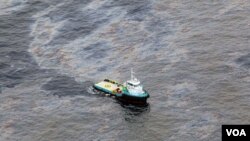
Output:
[[131, 68, 138, 82], [131, 68, 134, 80]]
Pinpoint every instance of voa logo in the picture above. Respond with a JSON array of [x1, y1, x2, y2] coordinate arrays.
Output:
[[226, 129, 246, 136]]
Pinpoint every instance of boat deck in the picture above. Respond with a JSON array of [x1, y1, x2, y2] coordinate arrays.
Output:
[[94, 81, 123, 94]]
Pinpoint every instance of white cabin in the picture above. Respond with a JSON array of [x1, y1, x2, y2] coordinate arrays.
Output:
[[124, 69, 145, 95]]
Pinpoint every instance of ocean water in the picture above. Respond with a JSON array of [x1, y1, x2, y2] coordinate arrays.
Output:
[[0, 0, 250, 141]]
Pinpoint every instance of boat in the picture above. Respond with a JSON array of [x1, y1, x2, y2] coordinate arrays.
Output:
[[93, 69, 149, 105]]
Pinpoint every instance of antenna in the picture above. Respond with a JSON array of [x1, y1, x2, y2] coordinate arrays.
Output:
[[131, 68, 138, 81], [131, 68, 134, 80]]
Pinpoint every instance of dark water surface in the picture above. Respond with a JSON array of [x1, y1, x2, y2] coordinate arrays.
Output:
[[0, 0, 250, 141]]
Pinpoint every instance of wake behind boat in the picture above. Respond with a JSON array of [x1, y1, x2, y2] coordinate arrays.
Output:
[[93, 69, 149, 105]]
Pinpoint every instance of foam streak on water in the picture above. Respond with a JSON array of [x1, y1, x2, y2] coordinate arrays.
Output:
[[0, 0, 250, 141]]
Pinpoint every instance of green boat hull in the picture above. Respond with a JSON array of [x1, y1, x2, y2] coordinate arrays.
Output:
[[93, 83, 149, 105], [116, 92, 149, 105]]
